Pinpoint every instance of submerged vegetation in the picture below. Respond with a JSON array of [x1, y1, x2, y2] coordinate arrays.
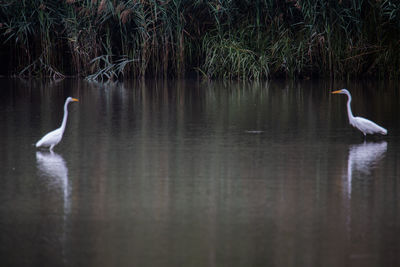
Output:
[[0, 0, 399, 80]]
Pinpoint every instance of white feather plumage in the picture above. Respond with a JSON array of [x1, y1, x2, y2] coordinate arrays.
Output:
[[332, 89, 387, 136], [36, 97, 79, 151]]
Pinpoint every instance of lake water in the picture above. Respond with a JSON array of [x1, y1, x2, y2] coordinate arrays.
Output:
[[0, 78, 399, 267]]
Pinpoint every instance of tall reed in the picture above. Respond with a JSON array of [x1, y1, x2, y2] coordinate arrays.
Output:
[[0, 0, 399, 80]]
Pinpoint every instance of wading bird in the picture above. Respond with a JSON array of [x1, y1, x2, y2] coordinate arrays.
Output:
[[36, 97, 79, 151], [332, 89, 387, 137]]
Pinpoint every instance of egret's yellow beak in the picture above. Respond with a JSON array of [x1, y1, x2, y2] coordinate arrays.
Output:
[[72, 98, 79, 102], [332, 90, 342, 94]]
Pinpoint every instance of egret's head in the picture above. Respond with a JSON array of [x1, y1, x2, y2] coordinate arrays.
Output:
[[67, 97, 79, 103], [332, 89, 350, 95]]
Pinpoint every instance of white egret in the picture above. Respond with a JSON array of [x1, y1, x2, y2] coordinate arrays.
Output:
[[36, 97, 79, 151], [332, 89, 387, 136]]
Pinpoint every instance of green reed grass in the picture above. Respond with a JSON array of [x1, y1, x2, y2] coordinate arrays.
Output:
[[0, 0, 399, 80]]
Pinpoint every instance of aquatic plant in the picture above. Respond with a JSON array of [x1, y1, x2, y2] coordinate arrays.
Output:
[[0, 0, 399, 80]]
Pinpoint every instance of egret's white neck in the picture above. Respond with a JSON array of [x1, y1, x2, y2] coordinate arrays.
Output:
[[345, 92, 355, 122], [60, 100, 70, 133]]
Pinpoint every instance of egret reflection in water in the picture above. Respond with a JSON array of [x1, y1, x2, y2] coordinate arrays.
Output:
[[36, 151, 70, 264], [345, 141, 387, 198], [36, 151, 70, 213]]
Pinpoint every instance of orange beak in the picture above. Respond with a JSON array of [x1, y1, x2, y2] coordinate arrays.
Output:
[[331, 90, 342, 94], [71, 98, 79, 102]]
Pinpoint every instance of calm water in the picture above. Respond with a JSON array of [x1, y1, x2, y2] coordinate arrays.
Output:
[[0, 79, 400, 267]]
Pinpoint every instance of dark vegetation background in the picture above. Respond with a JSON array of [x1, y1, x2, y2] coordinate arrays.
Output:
[[0, 0, 399, 80]]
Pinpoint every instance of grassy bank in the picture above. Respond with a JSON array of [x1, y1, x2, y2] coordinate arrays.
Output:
[[1, 0, 399, 80]]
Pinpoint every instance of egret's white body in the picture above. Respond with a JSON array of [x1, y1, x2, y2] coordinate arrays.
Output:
[[332, 89, 387, 136], [36, 97, 79, 151]]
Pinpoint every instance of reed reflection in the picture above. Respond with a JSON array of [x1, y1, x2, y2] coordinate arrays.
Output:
[[345, 141, 387, 198]]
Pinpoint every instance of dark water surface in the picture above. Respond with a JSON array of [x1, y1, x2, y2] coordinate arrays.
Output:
[[1, 79, 400, 267]]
